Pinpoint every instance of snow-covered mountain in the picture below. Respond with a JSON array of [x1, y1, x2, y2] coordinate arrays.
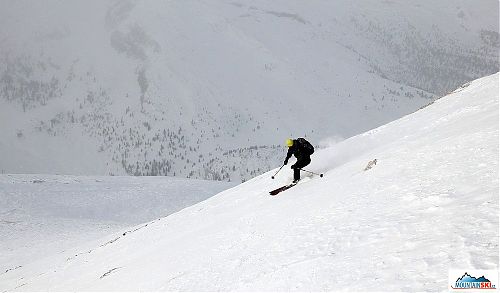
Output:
[[0, 1, 498, 181], [0, 174, 234, 275], [1, 73, 497, 291]]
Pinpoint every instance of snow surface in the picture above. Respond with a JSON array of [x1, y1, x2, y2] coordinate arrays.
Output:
[[0, 73, 498, 291], [0, 175, 234, 276]]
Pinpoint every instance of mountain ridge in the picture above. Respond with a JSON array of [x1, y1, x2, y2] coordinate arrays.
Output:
[[0, 0, 498, 181]]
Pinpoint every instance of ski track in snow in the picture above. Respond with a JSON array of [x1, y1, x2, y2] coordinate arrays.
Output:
[[0, 73, 498, 291]]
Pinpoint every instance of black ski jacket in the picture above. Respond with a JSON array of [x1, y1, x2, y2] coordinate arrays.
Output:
[[285, 139, 310, 161]]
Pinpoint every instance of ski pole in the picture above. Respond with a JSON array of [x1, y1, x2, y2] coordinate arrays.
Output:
[[300, 168, 324, 177], [271, 165, 285, 179]]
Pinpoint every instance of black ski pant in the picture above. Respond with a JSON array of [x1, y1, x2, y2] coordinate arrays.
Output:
[[292, 157, 311, 181]]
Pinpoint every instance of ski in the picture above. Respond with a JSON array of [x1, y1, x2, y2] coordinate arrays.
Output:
[[269, 183, 297, 196]]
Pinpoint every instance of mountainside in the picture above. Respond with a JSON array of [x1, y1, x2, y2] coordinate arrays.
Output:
[[0, 0, 498, 181], [1, 73, 497, 291]]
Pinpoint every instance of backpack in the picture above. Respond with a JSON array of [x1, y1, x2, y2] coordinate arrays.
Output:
[[297, 138, 314, 155]]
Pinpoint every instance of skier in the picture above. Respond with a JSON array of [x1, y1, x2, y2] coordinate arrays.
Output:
[[283, 138, 314, 183]]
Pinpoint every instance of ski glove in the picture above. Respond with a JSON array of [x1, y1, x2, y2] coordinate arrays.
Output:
[[290, 164, 296, 169], [284, 159, 288, 165]]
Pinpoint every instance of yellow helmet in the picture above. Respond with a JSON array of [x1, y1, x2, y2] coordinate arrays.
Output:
[[286, 138, 294, 147]]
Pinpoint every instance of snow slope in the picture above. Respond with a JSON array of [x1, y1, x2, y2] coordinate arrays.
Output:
[[0, 73, 498, 291], [0, 175, 234, 275], [1, 0, 497, 181]]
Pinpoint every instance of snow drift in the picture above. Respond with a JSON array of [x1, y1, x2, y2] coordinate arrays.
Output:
[[0, 73, 498, 291]]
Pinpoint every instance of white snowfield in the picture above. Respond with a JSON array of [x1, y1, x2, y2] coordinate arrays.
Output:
[[0, 73, 498, 291], [0, 175, 234, 278]]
